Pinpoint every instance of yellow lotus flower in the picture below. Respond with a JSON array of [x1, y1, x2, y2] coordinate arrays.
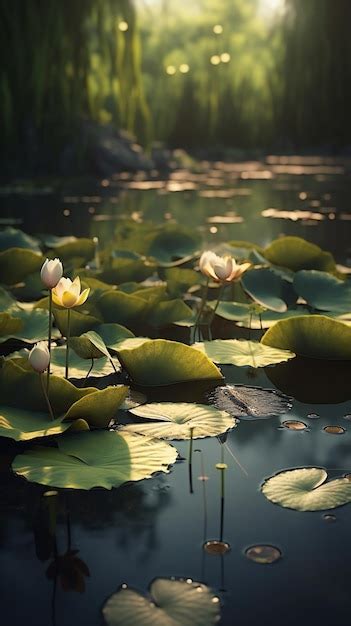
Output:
[[52, 277, 90, 308], [199, 250, 251, 283]]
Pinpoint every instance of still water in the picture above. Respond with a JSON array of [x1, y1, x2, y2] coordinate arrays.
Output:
[[0, 156, 351, 626]]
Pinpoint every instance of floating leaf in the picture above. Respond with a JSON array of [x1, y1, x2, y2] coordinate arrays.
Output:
[[0, 227, 41, 252], [98, 260, 156, 285], [124, 402, 236, 440], [237, 308, 311, 329], [53, 308, 100, 337], [64, 385, 128, 428], [102, 578, 220, 626], [0, 406, 73, 441], [262, 468, 351, 511], [148, 299, 193, 327], [0, 306, 60, 344], [194, 340, 295, 368], [116, 339, 223, 386], [97, 291, 147, 325], [261, 315, 351, 360], [164, 267, 200, 297], [263, 236, 336, 272], [209, 385, 292, 420], [0, 248, 44, 285], [94, 323, 135, 351], [49, 346, 119, 380], [69, 331, 111, 360], [293, 270, 351, 312], [242, 268, 290, 312], [50, 238, 95, 263], [0, 312, 23, 338], [12, 431, 178, 490], [148, 225, 200, 264]]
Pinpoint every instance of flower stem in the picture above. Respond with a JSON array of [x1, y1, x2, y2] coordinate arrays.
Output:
[[65, 309, 71, 379], [194, 278, 209, 341], [207, 284, 225, 336], [47, 289, 52, 391], [40, 373, 55, 421], [83, 358, 94, 386]]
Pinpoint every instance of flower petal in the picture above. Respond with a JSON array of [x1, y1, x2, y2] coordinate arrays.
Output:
[[62, 291, 78, 308], [75, 288, 90, 306]]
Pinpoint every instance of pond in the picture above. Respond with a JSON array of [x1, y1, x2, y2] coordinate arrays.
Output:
[[0, 156, 351, 626]]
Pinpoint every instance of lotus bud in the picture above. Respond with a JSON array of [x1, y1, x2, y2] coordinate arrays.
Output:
[[41, 258, 63, 289], [29, 341, 50, 373]]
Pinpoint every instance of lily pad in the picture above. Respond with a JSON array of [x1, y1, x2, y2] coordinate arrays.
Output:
[[261, 315, 351, 360], [242, 268, 290, 312], [164, 268, 200, 297], [148, 225, 200, 264], [293, 270, 351, 312], [102, 578, 220, 626], [94, 323, 135, 351], [12, 431, 178, 490], [69, 331, 111, 360], [50, 238, 95, 263], [64, 385, 128, 428], [237, 308, 311, 329], [53, 308, 100, 337], [0, 312, 23, 337], [148, 299, 193, 327], [0, 406, 73, 441], [98, 260, 156, 284], [0, 306, 60, 344], [97, 291, 147, 325], [0, 248, 44, 285], [194, 340, 295, 367], [49, 346, 120, 379], [263, 236, 336, 272], [209, 385, 292, 420], [116, 339, 223, 386], [124, 402, 236, 440], [0, 227, 41, 252], [262, 468, 351, 511]]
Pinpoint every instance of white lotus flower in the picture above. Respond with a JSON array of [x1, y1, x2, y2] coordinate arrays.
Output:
[[40, 258, 63, 289], [29, 341, 50, 373], [52, 276, 90, 308], [199, 250, 251, 283]]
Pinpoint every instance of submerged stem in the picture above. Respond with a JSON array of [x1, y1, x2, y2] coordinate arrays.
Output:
[[40, 373, 55, 421]]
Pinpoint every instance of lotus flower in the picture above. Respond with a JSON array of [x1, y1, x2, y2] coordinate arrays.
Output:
[[199, 251, 251, 283], [41, 258, 63, 289], [29, 341, 50, 373], [52, 277, 90, 308]]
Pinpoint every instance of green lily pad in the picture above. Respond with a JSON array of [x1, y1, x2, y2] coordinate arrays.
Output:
[[49, 346, 120, 379], [211, 301, 255, 322], [98, 260, 156, 284], [262, 468, 351, 511], [69, 331, 111, 360], [242, 268, 289, 312], [50, 238, 95, 263], [164, 268, 200, 297], [263, 236, 336, 272], [0, 227, 41, 252], [12, 430, 178, 490], [0, 248, 44, 285], [0, 406, 73, 441], [124, 402, 236, 440], [148, 225, 200, 264], [194, 340, 295, 367], [261, 315, 351, 360], [53, 308, 100, 337], [64, 385, 128, 428], [237, 308, 311, 329], [0, 286, 16, 311], [293, 270, 351, 312], [0, 312, 23, 337], [0, 359, 92, 416], [0, 306, 60, 344], [148, 299, 193, 327], [97, 291, 147, 325], [116, 339, 223, 386], [94, 324, 135, 351], [132, 286, 168, 303], [102, 578, 220, 626]]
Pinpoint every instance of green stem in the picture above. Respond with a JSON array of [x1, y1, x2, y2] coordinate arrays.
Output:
[[40, 373, 55, 421], [194, 278, 209, 342], [83, 358, 94, 386], [47, 289, 52, 391], [65, 309, 71, 379], [207, 284, 225, 334]]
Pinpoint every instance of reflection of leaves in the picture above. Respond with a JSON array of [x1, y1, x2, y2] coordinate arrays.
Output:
[[46, 550, 90, 593], [208, 384, 292, 420], [103, 578, 220, 626]]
